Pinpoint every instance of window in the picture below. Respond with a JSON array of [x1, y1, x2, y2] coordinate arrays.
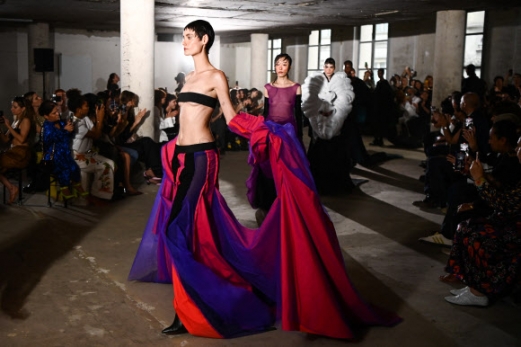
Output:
[[307, 29, 331, 75], [358, 23, 388, 79], [463, 11, 485, 78], [267, 38, 282, 83]]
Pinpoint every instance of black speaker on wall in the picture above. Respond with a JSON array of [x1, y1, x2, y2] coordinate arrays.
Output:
[[34, 48, 54, 72]]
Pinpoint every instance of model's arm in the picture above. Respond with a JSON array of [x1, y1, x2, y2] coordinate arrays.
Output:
[[294, 85, 303, 139], [213, 71, 236, 124]]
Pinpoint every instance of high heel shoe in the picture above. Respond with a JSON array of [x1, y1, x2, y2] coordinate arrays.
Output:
[[161, 315, 187, 335], [60, 186, 76, 200], [73, 183, 89, 197]]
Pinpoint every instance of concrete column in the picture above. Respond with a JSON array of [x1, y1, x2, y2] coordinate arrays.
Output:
[[432, 10, 466, 108], [120, 0, 156, 140], [28, 23, 51, 98], [250, 34, 268, 91]]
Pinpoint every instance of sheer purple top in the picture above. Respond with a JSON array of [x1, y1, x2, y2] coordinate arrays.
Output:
[[265, 83, 300, 130]]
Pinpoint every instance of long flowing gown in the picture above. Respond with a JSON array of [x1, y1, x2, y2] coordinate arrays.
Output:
[[246, 83, 301, 209], [128, 112, 401, 339]]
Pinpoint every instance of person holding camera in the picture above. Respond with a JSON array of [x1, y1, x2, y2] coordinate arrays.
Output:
[[39, 100, 84, 199], [440, 125, 521, 306], [0, 96, 36, 204]]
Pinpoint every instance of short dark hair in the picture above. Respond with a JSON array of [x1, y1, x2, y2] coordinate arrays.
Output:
[[466, 64, 476, 74], [492, 120, 519, 149], [325, 58, 335, 67], [68, 95, 87, 113], [493, 75, 504, 83], [39, 100, 57, 117], [274, 53, 292, 67], [184, 20, 215, 54], [343, 60, 353, 68]]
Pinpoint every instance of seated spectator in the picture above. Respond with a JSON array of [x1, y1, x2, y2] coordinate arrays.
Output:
[[489, 75, 509, 106], [153, 88, 167, 142], [159, 93, 179, 142], [440, 134, 521, 306], [84, 93, 140, 198], [115, 90, 163, 184], [420, 119, 521, 246], [246, 88, 264, 115], [39, 100, 85, 199], [69, 94, 115, 200], [0, 96, 35, 204], [174, 72, 185, 94]]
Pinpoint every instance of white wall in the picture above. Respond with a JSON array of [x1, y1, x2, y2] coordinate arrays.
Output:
[[220, 42, 251, 88], [54, 30, 120, 94], [0, 29, 29, 113]]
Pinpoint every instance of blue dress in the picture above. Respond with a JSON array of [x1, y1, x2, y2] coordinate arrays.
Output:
[[42, 120, 80, 186]]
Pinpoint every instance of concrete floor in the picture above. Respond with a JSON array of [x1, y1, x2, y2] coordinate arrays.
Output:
[[1, 136, 520, 347]]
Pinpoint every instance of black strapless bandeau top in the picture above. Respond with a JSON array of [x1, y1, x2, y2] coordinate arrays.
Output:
[[178, 92, 217, 109]]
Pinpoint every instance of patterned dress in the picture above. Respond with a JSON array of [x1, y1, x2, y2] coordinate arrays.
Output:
[[42, 120, 80, 186], [445, 180, 521, 299]]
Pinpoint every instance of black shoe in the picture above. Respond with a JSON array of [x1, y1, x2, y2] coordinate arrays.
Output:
[[161, 315, 188, 335]]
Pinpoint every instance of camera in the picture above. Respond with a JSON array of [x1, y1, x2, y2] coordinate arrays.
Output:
[[96, 98, 105, 107], [465, 118, 474, 130], [455, 143, 468, 171], [51, 94, 62, 103], [109, 100, 119, 112]]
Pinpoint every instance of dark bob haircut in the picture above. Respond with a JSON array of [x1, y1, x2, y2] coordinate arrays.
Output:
[[325, 57, 336, 67], [274, 53, 292, 67], [184, 20, 215, 54]]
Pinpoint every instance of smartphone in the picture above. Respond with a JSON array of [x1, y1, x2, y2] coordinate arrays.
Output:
[[455, 143, 468, 171]]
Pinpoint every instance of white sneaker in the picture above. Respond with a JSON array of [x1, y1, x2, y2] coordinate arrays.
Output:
[[445, 289, 488, 306], [419, 233, 452, 247], [450, 286, 469, 296]]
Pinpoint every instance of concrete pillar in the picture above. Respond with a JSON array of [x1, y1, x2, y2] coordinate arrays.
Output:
[[432, 10, 466, 108], [250, 34, 268, 91], [120, 0, 156, 140], [28, 23, 51, 98]]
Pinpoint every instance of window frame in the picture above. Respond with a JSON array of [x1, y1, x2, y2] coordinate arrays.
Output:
[[358, 23, 388, 79], [463, 11, 486, 78], [307, 29, 332, 75], [267, 38, 282, 83]]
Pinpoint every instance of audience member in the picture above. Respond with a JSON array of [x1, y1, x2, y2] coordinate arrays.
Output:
[[0, 96, 35, 204], [39, 99, 85, 200], [440, 131, 521, 306], [69, 94, 115, 200]]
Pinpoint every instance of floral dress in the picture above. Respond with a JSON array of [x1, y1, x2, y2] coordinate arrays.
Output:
[[445, 180, 521, 299]]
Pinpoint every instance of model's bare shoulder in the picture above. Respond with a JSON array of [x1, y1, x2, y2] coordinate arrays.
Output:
[[184, 70, 196, 82]]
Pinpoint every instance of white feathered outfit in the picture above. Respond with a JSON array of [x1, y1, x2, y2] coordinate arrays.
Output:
[[301, 72, 355, 140]]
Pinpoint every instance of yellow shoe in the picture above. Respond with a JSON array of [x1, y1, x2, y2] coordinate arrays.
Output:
[[60, 187, 76, 200], [73, 183, 89, 197]]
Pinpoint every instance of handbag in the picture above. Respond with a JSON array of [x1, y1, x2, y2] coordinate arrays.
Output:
[[39, 142, 55, 175], [28, 127, 56, 192]]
